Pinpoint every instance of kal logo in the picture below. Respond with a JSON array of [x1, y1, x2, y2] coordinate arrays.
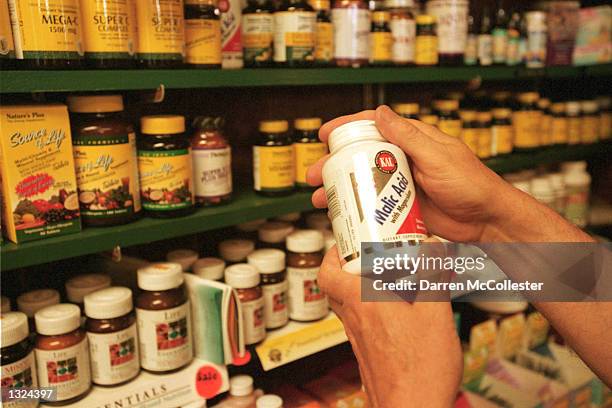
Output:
[[375, 150, 398, 174]]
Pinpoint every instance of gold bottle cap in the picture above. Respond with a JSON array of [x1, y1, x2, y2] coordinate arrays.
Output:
[[420, 114, 438, 125], [550, 102, 565, 114], [259, 120, 289, 133], [294, 117, 322, 131], [537, 98, 551, 109], [433, 99, 459, 111], [477, 111, 493, 122], [492, 108, 512, 118], [416, 14, 435, 25], [308, 0, 330, 10], [67, 95, 124, 113], [392, 103, 420, 115], [141, 115, 186, 135], [372, 11, 391, 23], [518, 92, 540, 104], [459, 110, 477, 121]]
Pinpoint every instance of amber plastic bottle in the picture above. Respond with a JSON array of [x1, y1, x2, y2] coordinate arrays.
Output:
[[247, 249, 289, 329], [242, 0, 274, 67], [184, 0, 222, 68], [273, 0, 316, 67], [309, 0, 333, 65], [370, 11, 393, 66], [253, 121, 295, 196], [513, 92, 541, 152], [434, 99, 462, 138], [293, 118, 326, 191], [225, 264, 266, 344]]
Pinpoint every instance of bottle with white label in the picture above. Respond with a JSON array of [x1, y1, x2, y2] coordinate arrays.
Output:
[[34, 304, 92, 405], [1, 312, 39, 408], [136, 263, 193, 373], [332, 0, 371, 67], [84, 287, 140, 386], [286, 230, 328, 321], [385, 0, 415, 65], [225, 264, 266, 344], [274, 0, 316, 66], [248, 249, 289, 329]]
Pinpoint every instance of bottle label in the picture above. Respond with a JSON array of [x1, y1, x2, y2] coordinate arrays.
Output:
[[331, 8, 370, 60], [566, 117, 581, 145], [389, 18, 415, 63], [35, 339, 91, 402], [426, 0, 468, 54], [491, 125, 513, 155], [241, 296, 265, 344], [242, 14, 273, 63], [477, 34, 493, 65], [253, 145, 294, 191], [1, 351, 38, 408], [137, 149, 194, 211], [8, 0, 84, 60], [460, 128, 479, 154], [136, 303, 193, 371], [370, 32, 392, 63], [506, 30, 520, 65], [136, 0, 184, 60], [273, 11, 315, 63], [74, 132, 141, 219], [415, 35, 438, 65], [491, 27, 507, 64], [551, 117, 568, 144], [539, 114, 551, 146], [185, 19, 222, 65], [287, 266, 328, 320], [476, 128, 492, 159], [581, 116, 599, 144], [314, 21, 333, 62], [262, 280, 289, 329], [1, 0, 15, 59], [438, 119, 462, 138], [193, 146, 232, 198], [463, 34, 477, 65], [526, 30, 546, 68], [564, 185, 588, 228], [87, 324, 139, 385], [294, 142, 327, 186], [601, 112, 611, 140], [220, 0, 243, 69], [80, 0, 133, 58], [512, 111, 541, 148]]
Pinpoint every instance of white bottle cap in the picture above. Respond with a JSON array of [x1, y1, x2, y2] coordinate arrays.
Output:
[[322, 229, 336, 252], [328, 120, 384, 154], [1, 296, 11, 313], [65, 273, 112, 304], [137, 263, 184, 291], [193, 257, 226, 280], [564, 169, 591, 187], [384, 0, 415, 8], [526, 11, 547, 31], [166, 249, 199, 271], [546, 173, 565, 190], [256, 395, 283, 408], [17, 289, 60, 318], [35, 304, 81, 336], [561, 161, 587, 174], [229, 375, 254, 397], [580, 100, 598, 114], [247, 249, 286, 274], [565, 101, 581, 115], [1, 312, 29, 347], [84, 287, 133, 320], [224, 264, 260, 289], [305, 212, 331, 231], [274, 212, 301, 222], [219, 239, 255, 262], [258, 221, 294, 244], [236, 219, 267, 232], [511, 181, 531, 194], [286, 230, 324, 253]]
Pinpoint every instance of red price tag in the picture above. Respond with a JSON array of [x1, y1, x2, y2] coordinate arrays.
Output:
[[195, 365, 223, 399], [232, 350, 251, 366]]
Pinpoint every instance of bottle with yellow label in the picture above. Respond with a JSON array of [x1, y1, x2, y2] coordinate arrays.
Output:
[[254, 120, 295, 196], [415, 14, 437, 66], [136, 0, 185, 67], [596, 96, 611, 140], [459, 110, 478, 154], [137, 115, 195, 218], [434, 99, 462, 138], [80, 0, 135, 68], [67, 95, 141, 226], [0, 0, 15, 68], [537, 97, 552, 147], [370, 11, 392, 66], [293, 118, 327, 191], [185, 0, 222, 68], [274, 0, 316, 66], [565, 101, 581, 145], [476, 111, 493, 159], [8, 0, 84, 68], [242, 0, 274, 67], [491, 108, 513, 156], [580, 100, 599, 145], [513, 92, 541, 151], [309, 0, 333, 65], [549, 102, 568, 146], [420, 109, 438, 126], [393, 103, 419, 119]]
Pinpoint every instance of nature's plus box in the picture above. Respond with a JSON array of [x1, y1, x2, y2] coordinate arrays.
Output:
[[0, 104, 81, 243]]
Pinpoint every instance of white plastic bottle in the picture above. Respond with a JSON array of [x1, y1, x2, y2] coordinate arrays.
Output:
[[562, 162, 591, 228], [322, 120, 428, 274], [546, 172, 566, 214], [256, 394, 284, 408], [530, 177, 555, 209]]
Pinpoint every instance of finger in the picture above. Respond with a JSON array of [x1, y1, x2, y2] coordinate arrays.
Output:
[[319, 110, 376, 143], [318, 246, 360, 303], [311, 187, 328, 208], [306, 154, 329, 187]]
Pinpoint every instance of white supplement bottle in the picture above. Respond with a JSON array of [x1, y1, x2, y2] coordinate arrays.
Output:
[[247, 249, 289, 329], [322, 120, 428, 274]]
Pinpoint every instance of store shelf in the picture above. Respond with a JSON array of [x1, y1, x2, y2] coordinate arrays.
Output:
[[2, 64, 611, 93]]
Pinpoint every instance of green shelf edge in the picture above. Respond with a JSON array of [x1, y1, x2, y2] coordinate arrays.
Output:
[[2, 143, 609, 271], [1, 64, 611, 93]]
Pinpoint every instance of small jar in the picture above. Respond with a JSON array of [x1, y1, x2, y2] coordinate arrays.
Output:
[[135, 0, 185, 68], [310, 0, 334, 65], [286, 230, 328, 321], [17, 289, 61, 331], [392, 103, 420, 119], [253, 121, 294, 196], [166, 249, 199, 271], [293, 118, 327, 191], [257, 395, 284, 408], [226, 375, 258, 405], [550, 102, 568, 146], [580, 100, 599, 145], [67, 95, 141, 227], [247, 249, 289, 329], [537, 98, 552, 146], [434, 99, 462, 138], [184, 0, 222, 68], [565, 101, 582, 146], [192, 257, 226, 280], [219, 239, 256, 264], [258, 221, 295, 250], [305, 212, 331, 231], [459, 110, 478, 155], [273, 0, 316, 67], [1, 296, 10, 313], [332, 0, 371, 67], [84, 287, 139, 386], [136, 263, 193, 373], [386, 0, 416, 66], [65, 274, 112, 315], [512, 92, 541, 151], [476, 111, 493, 159], [242, 0, 275, 67], [225, 264, 266, 344], [370, 11, 393, 66], [1, 312, 39, 408], [35, 304, 91, 405], [415, 14, 438, 66], [491, 108, 514, 156], [138, 115, 195, 218]]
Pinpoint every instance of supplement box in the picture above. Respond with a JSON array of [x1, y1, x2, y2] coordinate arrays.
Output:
[[572, 6, 612, 66], [0, 104, 81, 243]]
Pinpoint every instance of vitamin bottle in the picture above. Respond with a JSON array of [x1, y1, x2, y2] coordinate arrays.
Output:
[[80, 0, 135, 68], [225, 375, 259, 406], [321, 120, 428, 274], [191, 116, 232, 206], [492, 6, 507, 65], [386, 0, 415, 66], [332, 0, 370, 67], [512, 92, 541, 151], [530, 177, 555, 208], [0, 0, 15, 68], [253, 120, 294, 196], [219, 239, 256, 264], [84, 287, 139, 386], [309, 0, 333, 65], [17, 289, 60, 331], [220, 0, 243, 69], [286, 230, 328, 321], [477, 9, 493, 66], [257, 395, 284, 408], [242, 0, 274, 67], [525, 11, 546, 69], [273, 0, 316, 66], [491, 108, 513, 156], [565, 101, 581, 145], [8, 0, 84, 69], [225, 264, 266, 344], [166, 248, 199, 271], [136, 0, 185, 67], [546, 173, 566, 214], [67, 95, 141, 227], [464, 14, 477, 65], [580, 100, 599, 144], [550, 102, 568, 146], [34, 304, 91, 405], [185, 0, 222, 68], [393, 103, 419, 119], [136, 263, 193, 373], [505, 11, 521, 66], [258, 221, 295, 249], [192, 257, 226, 280], [476, 111, 493, 159], [248, 249, 289, 329], [420, 112, 439, 126], [426, 0, 468, 65], [537, 98, 552, 147], [1, 312, 39, 408], [434, 99, 462, 138], [596, 96, 611, 140], [415, 14, 437, 66], [370, 11, 392, 66], [138, 115, 195, 218], [65, 273, 112, 308], [293, 118, 327, 191], [459, 110, 478, 155]]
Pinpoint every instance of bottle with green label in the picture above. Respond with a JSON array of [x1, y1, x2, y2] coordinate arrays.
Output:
[[505, 10, 521, 65], [492, 6, 507, 64], [253, 120, 295, 196], [242, 0, 274, 67]]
